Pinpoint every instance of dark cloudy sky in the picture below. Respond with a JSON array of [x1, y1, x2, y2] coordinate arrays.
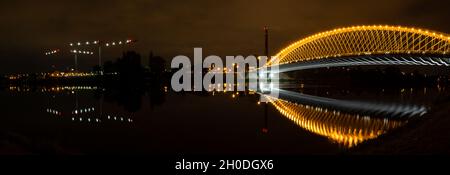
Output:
[[0, 0, 449, 73]]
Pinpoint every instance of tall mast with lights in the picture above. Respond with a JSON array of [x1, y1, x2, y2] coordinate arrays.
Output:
[[264, 26, 269, 59]]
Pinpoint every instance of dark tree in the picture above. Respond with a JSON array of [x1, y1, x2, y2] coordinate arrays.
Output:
[[148, 51, 166, 79]]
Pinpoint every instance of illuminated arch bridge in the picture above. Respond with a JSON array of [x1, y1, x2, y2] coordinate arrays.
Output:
[[269, 25, 450, 72]]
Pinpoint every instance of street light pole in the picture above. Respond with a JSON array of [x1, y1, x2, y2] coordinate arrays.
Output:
[[71, 49, 94, 72], [74, 53, 78, 71], [69, 39, 135, 74], [98, 45, 103, 75]]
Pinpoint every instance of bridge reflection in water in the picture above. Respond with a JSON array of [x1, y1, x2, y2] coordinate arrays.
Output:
[[268, 97, 405, 148]]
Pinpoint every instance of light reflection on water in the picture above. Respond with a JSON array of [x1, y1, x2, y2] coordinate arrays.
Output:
[[2, 84, 449, 153], [39, 86, 136, 125], [257, 80, 430, 148], [265, 96, 406, 148]]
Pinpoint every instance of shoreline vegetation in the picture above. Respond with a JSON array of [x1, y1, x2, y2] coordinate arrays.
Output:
[[1, 51, 171, 89], [2, 51, 450, 89]]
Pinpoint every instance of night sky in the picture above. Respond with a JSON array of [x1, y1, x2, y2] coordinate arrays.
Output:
[[1, 0, 449, 73]]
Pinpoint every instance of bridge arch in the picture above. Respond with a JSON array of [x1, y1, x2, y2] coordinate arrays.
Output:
[[274, 25, 450, 65]]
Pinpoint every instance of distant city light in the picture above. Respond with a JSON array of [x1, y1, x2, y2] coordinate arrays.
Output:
[[45, 49, 60, 55], [70, 49, 94, 55], [69, 39, 136, 47]]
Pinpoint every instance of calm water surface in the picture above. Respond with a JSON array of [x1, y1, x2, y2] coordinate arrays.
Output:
[[0, 84, 448, 154]]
